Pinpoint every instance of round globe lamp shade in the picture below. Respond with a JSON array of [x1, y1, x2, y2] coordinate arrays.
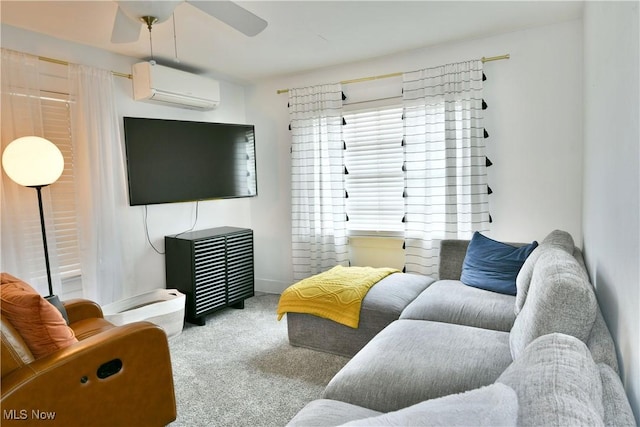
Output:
[[2, 136, 64, 187]]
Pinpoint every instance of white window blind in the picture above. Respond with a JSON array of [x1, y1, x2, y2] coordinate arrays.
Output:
[[343, 105, 405, 234], [41, 93, 82, 282]]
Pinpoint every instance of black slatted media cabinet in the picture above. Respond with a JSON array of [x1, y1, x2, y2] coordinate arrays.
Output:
[[165, 227, 254, 325]]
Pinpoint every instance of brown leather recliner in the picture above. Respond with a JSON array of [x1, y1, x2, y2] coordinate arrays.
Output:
[[1, 298, 177, 426]]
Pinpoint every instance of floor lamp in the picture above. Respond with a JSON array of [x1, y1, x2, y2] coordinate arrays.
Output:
[[2, 136, 69, 321]]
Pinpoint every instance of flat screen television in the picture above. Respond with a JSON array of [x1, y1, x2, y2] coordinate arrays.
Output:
[[123, 117, 257, 206]]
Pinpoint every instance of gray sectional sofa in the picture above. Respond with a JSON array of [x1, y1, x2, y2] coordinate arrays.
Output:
[[286, 230, 637, 426]]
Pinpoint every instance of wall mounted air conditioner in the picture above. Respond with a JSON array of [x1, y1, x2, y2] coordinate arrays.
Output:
[[132, 62, 220, 110]]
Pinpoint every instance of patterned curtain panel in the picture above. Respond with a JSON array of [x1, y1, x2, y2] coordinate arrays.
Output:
[[289, 84, 348, 280], [402, 60, 489, 277]]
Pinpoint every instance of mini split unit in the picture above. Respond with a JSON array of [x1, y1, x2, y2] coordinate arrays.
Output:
[[132, 62, 220, 111]]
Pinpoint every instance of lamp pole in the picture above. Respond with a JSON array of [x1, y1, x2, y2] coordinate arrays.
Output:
[[33, 184, 68, 320], [32, 185, 54, 297]]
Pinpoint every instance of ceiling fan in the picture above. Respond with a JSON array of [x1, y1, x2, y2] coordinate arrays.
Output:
[[111, 0, 268, 43]]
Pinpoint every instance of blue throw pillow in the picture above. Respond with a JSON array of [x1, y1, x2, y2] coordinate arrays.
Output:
[[460, 232, 538, 295]]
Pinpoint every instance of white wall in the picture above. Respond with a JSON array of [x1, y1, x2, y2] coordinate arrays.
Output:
[[583, 1, 640, 420], [1, 24, 252, 300], [246, 19, 584, 293]]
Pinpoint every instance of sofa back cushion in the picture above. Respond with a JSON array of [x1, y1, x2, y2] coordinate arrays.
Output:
[[438, 239, 471, 280], [498, 333, 604, 426], [514, 230, 575, 314], [509, 249, 597, 359], [1, 314, 34, 378], [0, 273, 78, 359], [598, 363, 637, 426]]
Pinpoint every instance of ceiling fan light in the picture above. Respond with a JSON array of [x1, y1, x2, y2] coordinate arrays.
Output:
[[117, 0, 182, 24], [140, 15, 159, 30]]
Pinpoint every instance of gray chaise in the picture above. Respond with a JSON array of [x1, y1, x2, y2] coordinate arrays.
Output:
[[287, 272, 434, 357]]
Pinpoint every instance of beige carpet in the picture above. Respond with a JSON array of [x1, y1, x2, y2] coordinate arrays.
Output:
[[168, 294, 349, 427]]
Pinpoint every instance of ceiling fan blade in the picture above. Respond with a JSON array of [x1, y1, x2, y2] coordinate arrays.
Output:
[[187, 0, 267, 37], [111, 6, 142, 43]]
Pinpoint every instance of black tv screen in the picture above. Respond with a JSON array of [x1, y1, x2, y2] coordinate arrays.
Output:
[[123, 117, 257, 206]]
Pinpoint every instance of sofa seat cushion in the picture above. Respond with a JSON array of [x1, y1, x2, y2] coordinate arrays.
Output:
[[286, 399, 381, 427], [509, 249, 598, 359], [341, 383, 518, 427], [287, 273, 434, 357], [400, 280, 516, 332], [323, 319, 512, 412], [497, 333, 604, 426]]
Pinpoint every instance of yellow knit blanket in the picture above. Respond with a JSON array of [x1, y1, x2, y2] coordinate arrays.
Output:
[[277, 265, 399, 328]]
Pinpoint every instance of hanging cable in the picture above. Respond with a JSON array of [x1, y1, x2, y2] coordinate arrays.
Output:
[[172, 14, 180, 63], [144, 205, 165, 255], [144, 201, 199, 253], [142, 16, 158, 64], [174, 201, 200, 237], [149, 30, 154, 62]]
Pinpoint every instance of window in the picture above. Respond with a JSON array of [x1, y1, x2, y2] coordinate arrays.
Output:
[[343, 104, 405, 234], [41, 65, 82, 297], [3, 60, 83, 297]]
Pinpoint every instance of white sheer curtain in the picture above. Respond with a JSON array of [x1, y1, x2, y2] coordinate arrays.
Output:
[[289, 84, 348, 280], [1, 49, 62, 295], [403, 60, 490, 277], [68, 64, 127, 304]]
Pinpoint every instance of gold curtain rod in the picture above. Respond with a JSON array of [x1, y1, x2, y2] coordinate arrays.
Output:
[[276, 54, 510, 94], [38, 55, 133, 79]]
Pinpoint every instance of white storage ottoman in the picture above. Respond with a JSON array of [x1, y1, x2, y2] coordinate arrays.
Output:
[[102, 289, 186, 339]]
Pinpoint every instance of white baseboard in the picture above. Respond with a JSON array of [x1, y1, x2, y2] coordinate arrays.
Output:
[[255, 277, 292, 295]]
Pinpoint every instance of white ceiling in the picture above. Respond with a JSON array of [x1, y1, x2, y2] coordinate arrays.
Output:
[[1, 1, 584, 84]]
